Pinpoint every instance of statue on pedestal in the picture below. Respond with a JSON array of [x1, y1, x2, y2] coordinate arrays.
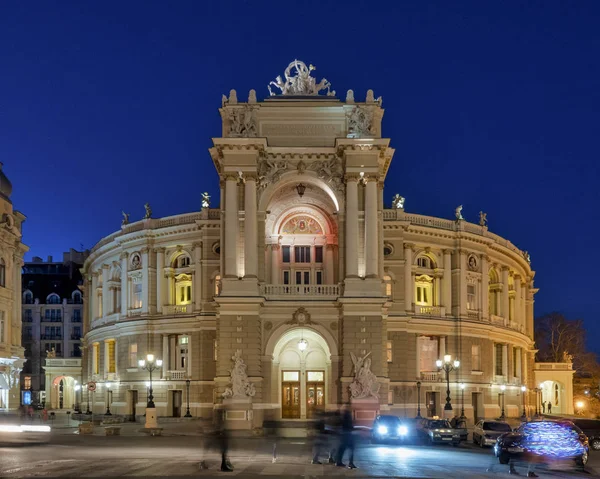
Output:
[[479, 211, 487, 227], [222, 350, 256, 399], [121, 211, 130, 226], [392, 194, 405, 209], [201, 192, 211, 209], [144, 203, 152, 219], [455, 205, 464, 221]]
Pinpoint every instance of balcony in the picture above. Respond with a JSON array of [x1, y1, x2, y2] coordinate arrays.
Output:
[[414, 305, 446, 317], [41, 334, 63, 340], [260, 284, 342, 300], [535, 362, 573, 371], [166, 370, 187, 380], [45, 358, 81, 368], [490, 314, 506, 327], [420, 371, 440, 381], [163, 304, 193, 315]]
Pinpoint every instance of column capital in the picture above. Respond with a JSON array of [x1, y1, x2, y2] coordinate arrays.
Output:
[[119, 251, 129, 260], [102, 264, 110, 270], [223, 173, 239, 182], [192, 242, 202, 250], [244, 173, 259, 182], [480, 254, 491, 263], [404, 243, 415, 250], [344, 173, 361, 183], [271, 244, 280, 251], [154, 246, 166, 254], [501, 265, 510, 272], [141, 247, 150, 255], [513, 274, 522, 281], [442, 248, 454, 255]]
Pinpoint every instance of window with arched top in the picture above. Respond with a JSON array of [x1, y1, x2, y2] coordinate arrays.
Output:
[[176, 255, 191, 268], [0, 258, 5, 287], [416, 254, 436, 269], [47, 293, 61, 304], [23, 290, 33, 304], [214, 274, 221, 296], [72, 291, 82, 304], [384, 274, 393, 298]]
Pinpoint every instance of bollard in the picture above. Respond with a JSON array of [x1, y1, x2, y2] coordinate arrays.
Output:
[[66, 411, 71, 426], [272, 442, 277, 463]]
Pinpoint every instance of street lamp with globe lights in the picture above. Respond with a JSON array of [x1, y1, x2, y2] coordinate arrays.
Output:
[[576, 401, 585, 415], [105, 383, 112, 415], [436, 354, 460, 411], [138, 354, 163, 409], [521, 385, 527, 421]]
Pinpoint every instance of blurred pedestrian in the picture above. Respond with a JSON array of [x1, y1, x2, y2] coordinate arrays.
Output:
[[326, 410, 341, 464], [42, 408, 48, 422], [335, 405, 357, 469], [215, 411, 233, 472], [547, 402, 552, 414], [311, 411, 327, 464], [541, 401, 546, 414]]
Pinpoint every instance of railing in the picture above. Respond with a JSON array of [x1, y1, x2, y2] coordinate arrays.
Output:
[[467, 310, 480, 320], [41, 334, 63, 340], [414, 305, 445, 317], [45, 358, 82, 367], [260, 284, 341, 299], [163, 304, 192, 315], [490, 314, 506, 327], [167, 370, 187, 380], [535, 363, 573, 371], [420, 371, 440, 381]]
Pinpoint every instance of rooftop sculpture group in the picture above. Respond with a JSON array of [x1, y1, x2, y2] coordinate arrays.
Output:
[[268, 60, 335, 97]]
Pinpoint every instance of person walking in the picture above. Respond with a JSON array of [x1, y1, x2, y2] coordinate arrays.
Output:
[[335, 406, 357, 469], [216, 411, 233, 472], [541, 401, 546, 414], [547, 402, 552, 414], [311, 411, 327, 464]]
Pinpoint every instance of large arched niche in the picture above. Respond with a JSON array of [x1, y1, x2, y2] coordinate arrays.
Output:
[[268, 325, 336, 360], [259, 170, 343, 214]]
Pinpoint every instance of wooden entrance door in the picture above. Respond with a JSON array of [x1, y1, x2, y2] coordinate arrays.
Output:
[[282, 371, 300, 419], [306, 371, 325, 418]]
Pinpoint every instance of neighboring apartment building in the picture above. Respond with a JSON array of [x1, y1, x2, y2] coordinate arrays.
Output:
[[21, 249, 88, 408], [80, 61, 572, 429], [0, 163, 27, 411]]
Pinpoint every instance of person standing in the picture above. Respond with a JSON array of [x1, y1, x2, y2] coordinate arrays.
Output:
[[547, 402, 552, 414], [335, 406, 357, 469], [541, 401, 546, 414]]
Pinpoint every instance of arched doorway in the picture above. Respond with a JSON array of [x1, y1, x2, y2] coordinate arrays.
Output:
[[540, 380, 565, 414], [50, 376, 78, 410], [270, 327, 334, 419]]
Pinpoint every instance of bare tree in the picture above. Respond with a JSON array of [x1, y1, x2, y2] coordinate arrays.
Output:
[[535, 312, 599, 375]]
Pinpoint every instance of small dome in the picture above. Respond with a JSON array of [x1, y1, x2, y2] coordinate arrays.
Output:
[[0, 163, 13, 200]]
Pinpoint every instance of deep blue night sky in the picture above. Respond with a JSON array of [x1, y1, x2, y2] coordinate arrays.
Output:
[[1, 1, 598, 352]]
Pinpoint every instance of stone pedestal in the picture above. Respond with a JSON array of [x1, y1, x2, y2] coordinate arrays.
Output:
[[223, 398, 254, 432], [351, 397, 380, 427], [145, 407, 158, 429]]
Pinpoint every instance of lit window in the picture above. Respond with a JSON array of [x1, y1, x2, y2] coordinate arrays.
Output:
[[132, 281, 142, 309], [471, 345, 481, 371], [107, 340, 116, 374], [93, 343, 100, 375], [384, 275, 392, 298], [24, 376, 32, 389], [129, 343, 138, 368], [415, 275, 433, 306], [175, 274, 192, 305], [307, 371, 324, 382], [213, 339, 218, 361], [418, 336, 439, 372], [388, 389, 393, 405], [467, 284, 476, 310], [283, 371, 299, 382], [417, 256, 431, 268], [214, 275, 221, 296], [386, 340, 393, 362]]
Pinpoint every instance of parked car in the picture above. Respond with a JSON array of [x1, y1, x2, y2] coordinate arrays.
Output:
[[571, 418, 600, 451], [472, 420, 512, 447], [418, 418, 461, 446], [0, 421, 51, 445], [372, 415, 410, 444], [493, 420, 589, 471]]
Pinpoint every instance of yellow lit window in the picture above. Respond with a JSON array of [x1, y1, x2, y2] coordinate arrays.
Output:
[[107, 340, 116, 373], [386, 340, 393, 362]]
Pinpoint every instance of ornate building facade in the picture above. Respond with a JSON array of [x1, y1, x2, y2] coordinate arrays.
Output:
[[81, 61, 562, 427], [0, 163, 28, 411]]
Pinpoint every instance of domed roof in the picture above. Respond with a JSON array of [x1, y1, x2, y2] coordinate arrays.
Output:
[[0, 163, 13, 200]]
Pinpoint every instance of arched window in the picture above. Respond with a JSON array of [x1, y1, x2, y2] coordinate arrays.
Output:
[[383, 274, 393, 298], [415, 275, 433, 306], [0, 258, 5, 287], [176, 255, 191, 268], [175, 274, 192, 305], [47, 293, 61, 304], [23, 290, 33, 304], [72, 291, 82, 304]]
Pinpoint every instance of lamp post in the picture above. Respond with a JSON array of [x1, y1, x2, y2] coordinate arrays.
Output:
[[436, 354, 460, 412], [459, 383, 466, 419], [184, 379, 192, 418], [415, 381, 422, 419], [499, 385, 506, 421], [520, 386, 527, 421], [139, 354, 163, 428], [533, 388, 540, 416], [105, 383, 112, 416], [85, 383, 91, 415]]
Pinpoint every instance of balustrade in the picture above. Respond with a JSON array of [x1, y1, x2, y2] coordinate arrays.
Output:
[[260, 283, 341, 299], [414, 305, 445, 317]]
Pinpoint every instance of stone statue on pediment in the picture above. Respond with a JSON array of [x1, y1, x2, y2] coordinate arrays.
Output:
[[201, 192, 210, 209], [392, 194, 405, 209], [479, 211, 487, 227], [346, 105, 374, 138], [227, 106, 257, 138], [121, 211, 130, 226], [268, 60, 335, 96], [46, 348, 56, 359], [455, 205, 464, 221], [144, 203, 152, 219]]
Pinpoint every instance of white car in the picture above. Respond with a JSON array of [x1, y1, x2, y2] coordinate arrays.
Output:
[[0, 424, 51, 445], [472, 420, 512, 447]]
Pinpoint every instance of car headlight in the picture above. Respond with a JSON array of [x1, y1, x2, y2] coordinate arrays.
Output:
[[377, 425, 388, 435], [398, 425, 409, 436], [433, 433, 441, 437]]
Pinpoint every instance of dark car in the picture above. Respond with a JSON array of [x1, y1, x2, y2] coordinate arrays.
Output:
[[372, 415, 411, 444], [418, 418, 461, 446], [493, 420, 589, 471], [473, 420, 512, 447], [571, 418, 600, 451]]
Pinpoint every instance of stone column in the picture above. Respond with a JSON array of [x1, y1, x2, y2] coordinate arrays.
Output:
[[120, 253, 128, 316], [244, 175, 258, 278], [501, 267, 510, 319], [325, 244, 335, 284], [141, 247, 150, 314], [156, 248, 165, 313], [481, 255, 489, 320], [364, 177, 379, 278], [270, 245, 279, 284], [224, 175, 239, 278], [442, 250, 452, 315], [91, 273, 98, 319], [345, 175, 359, 278], [102, 265, 109, 317], [514, 276, 521, 327], [193, 243, 202, 311], [459, 251, 467, 317], [404, 244, 414, 313]]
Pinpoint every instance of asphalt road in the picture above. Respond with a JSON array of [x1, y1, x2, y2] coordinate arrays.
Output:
[[1, 435, 598, 478]]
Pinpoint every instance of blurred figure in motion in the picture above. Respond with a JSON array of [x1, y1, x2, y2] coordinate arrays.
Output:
[[200, 410, 233, 472], [326, 410, 342, 464], [336, 405, 357, 469], [311, 411, 327, 464]]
